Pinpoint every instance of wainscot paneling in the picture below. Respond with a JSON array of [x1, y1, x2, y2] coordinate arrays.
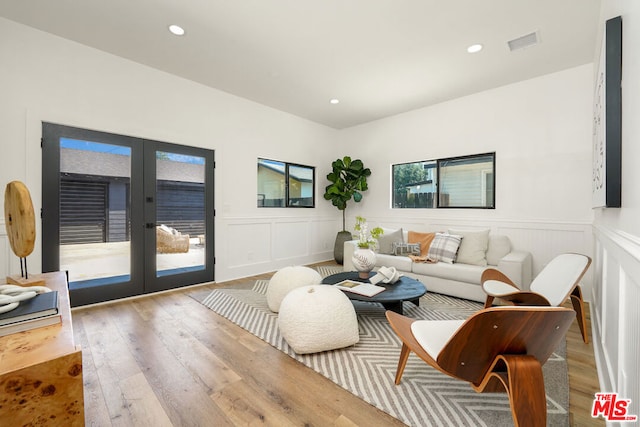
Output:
[[592, 225, 640, 419], [0, 226, 9, 279], [353, 216, 594, 294], [219, 216, 338, 281]]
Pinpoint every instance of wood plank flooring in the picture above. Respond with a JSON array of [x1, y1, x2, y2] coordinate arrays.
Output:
[[72, 264, 603, 426], [566, 301, 604, 426]]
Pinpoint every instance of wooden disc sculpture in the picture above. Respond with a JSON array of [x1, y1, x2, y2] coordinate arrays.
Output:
[[4, 181, 42, 285]]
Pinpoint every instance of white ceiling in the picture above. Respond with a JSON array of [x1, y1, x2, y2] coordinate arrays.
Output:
[[0, 0, 602, 129]]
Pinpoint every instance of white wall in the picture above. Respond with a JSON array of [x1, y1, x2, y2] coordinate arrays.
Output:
[[591, 1, 640, 420], [6, 10, 634, 411], [339, 65, 595, 292], [0, 17, 598, 287], [0, 17, 341, 282]]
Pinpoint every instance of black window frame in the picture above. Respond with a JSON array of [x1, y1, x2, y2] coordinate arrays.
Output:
[[257, 158, 315, 208], [392, 152, 495, 209]]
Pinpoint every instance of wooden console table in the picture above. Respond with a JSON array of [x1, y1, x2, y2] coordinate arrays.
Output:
[[0, 271, 84, 425]]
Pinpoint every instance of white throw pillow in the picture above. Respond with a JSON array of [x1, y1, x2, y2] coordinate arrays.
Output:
[[486, 235, 511, 266], [448, 229, 490, 266]]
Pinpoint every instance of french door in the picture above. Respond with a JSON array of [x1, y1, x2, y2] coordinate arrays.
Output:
[[42, 123, 214, 306]]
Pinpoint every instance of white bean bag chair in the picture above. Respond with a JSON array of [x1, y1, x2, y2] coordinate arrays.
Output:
[[266, 266, 322, 312], [278, 285, 359, 354]]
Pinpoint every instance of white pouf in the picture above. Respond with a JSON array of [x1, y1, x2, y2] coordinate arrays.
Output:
[[266, 266, 322, 312], [278, 285, 360, 354]]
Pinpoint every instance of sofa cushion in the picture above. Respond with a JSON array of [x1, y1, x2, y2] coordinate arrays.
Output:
[[412, 261, 485, 284], [378, 228, 404, 254], [375, 253, 413, 271], [448, 229, 490, 266], [427, 233, 462, 264], [486, 235, 512, 266], [408, 231, 436, 257]]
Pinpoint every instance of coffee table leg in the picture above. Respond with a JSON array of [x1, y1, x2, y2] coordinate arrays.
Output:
[[382, 301, 404, 315]]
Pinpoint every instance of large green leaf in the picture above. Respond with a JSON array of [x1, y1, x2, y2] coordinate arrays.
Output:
[[323, 156, 372, 229]]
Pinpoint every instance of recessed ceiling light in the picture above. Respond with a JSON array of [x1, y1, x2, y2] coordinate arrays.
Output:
[[330, 99, 340, 105], [169, 25, 185, 36], [467, 44, 483, 53]]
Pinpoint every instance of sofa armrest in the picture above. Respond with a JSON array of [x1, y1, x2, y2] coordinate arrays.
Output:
[[497, 251, 533, 290], [343, 240, 359, 271]]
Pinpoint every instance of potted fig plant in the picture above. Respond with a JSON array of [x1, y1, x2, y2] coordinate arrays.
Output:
[[323, 156, 372, 264]]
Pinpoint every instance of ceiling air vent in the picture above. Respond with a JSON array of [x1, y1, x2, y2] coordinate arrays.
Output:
[[507, 31, 539, 51]]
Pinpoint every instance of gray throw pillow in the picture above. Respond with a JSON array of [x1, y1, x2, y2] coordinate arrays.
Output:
[[377, 228, 404, 254]]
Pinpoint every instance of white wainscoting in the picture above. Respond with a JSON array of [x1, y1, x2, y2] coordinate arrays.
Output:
[[0, 226, 9, 279], [355, 216, 594, 293], [592, 225, 640, 414], [217, 215, 339, 281]]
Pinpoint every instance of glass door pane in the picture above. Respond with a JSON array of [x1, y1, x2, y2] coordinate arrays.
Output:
[[143, 141, 214, 294], [155, 151, 206, 277], [59, 138, 132, 286], [42, 122, 145, 306]]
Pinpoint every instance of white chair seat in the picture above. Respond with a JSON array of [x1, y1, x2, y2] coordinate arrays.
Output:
[[410, 319, 465, 359], [531, 253, 590, 306]]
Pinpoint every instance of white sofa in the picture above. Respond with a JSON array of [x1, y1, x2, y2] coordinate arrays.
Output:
[[343, 230, 532, 303]]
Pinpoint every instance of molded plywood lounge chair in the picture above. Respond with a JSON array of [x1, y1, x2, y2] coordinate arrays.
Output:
[[386, 306, 575, 427], [482, 253, 591, 343]]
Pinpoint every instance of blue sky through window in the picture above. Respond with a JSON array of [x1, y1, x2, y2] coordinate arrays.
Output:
[[61, 137, 131, 155], [60, 138, 205, 164]]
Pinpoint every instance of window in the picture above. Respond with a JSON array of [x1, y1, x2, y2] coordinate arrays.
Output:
[[257, 158, 315, 207], [392, 152, 495, 209]]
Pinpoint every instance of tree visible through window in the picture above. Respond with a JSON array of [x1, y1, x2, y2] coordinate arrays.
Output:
[[392, 153, 495, 209]]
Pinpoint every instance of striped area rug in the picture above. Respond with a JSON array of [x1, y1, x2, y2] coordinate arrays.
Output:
[[200, 266, 568, 426]]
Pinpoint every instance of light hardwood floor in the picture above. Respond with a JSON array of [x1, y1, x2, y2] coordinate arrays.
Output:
[[72, 264, 603, 426]]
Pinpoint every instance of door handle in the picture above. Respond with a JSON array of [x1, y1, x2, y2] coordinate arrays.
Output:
[[146, 223, 155, 229]]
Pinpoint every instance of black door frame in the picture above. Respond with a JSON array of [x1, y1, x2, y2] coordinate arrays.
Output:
[[42, 122, 215, 306], [143, 139, 215, 294]]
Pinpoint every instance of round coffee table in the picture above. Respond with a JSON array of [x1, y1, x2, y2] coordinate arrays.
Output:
[[321, 271, 427, 315]]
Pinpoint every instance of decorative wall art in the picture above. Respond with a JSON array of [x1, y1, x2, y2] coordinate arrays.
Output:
[[592, 16, 622, 208]]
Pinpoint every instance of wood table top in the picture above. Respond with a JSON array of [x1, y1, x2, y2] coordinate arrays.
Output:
[[0, 271, 76, 374]]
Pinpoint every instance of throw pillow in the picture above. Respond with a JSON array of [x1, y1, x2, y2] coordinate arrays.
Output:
[[392, 242, 421, 256], [486, 235, 511, 266], [427, 233, 462, 264], [448, 229, 490, 266], [377, 228, 404, 254], [407, 231, 436, 257]]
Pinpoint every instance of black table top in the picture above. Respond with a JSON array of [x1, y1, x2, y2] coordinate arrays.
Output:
[[321, 271, 427, 303]]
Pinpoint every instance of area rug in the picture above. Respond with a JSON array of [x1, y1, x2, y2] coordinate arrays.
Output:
[[198, 266, 569, 426]]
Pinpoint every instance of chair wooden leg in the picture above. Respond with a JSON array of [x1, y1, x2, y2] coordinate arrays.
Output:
[[570, 286, 589, 343], [394, 343, 411, 385], [475, 355, 547, 427], [483, 295, 494, 308]]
